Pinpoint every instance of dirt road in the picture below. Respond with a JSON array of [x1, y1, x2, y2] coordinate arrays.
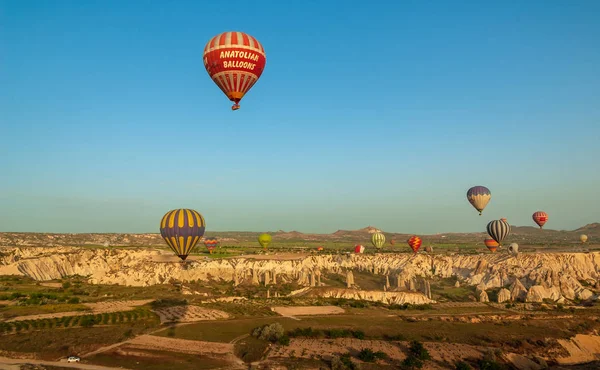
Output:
[[0, 356, 130, 370]]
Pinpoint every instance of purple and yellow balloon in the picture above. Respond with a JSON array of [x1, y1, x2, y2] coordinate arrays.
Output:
[[159, 209, 206, 261]]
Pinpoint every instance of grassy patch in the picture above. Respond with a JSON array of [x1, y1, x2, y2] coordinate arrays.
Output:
[[234, 335, 269, 363], [152, 313, 589, 347], [430, 278, 477, 302], [0, 303, 90, 319], [0, 320, 158, 360], [87, 348, 231, 370]]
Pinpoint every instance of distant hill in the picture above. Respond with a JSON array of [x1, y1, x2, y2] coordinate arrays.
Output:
[[0, 223, 596, 248]]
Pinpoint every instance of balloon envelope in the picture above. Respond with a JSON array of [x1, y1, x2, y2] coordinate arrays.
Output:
[[371, 232, 385, 249], [508, 243, 519, 255], [532, 211, 548, 229], [258, 233, 272, 248], [466, 186, 491, 215], [487, 219, 510, 245], [580, 234, 588, 243], [204, 237, 218, 253], [160, 209, 206, 261], [203, 31, 266, 110], [407, 236, 422, 253], [354, 245, 365, 254], [484, 238, 499, 252]]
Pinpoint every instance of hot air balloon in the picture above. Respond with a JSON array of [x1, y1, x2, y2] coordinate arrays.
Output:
[[390, 239, 396, 246], [466, 186, 491, 215], [508, 243, 519, 255], [203, 31, 266, 111], [407, 236, 422, 253], [532, 211, 548, 229], [371, 232, 385, 249], [354, 245, 365, 254], [424, 245, 434, 253], [500, 218, 507, 222], [486, 219, 510, 245], [160, 209, 206, 261], [317, 246, 324, 252], [204, 237, 219, 254], [580, 234, 588, 244], [258, 233, 272, 249], [484, 238, 499, 252]]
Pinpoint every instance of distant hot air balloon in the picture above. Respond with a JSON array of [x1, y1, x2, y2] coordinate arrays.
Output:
[[407, 236, 422, 253], [258, 233, 272, 249], [317, 246, 324, 252], [204, 237, 219, 254], [484, 238, 499, 252], [466, 186, 491, 215], [424, 245, 434, 253], [486, 219, 511, 246], [390, 239, 396, 246], [532, 211, 548, 229], [203, 31, 266, 111], [160, 209, 206, 261], [580, 234, 588, 244], [354, 245, 365, 254], [371, 232, 385, 249], [508, 243, 519, 255], [500, 217, 507, 223]]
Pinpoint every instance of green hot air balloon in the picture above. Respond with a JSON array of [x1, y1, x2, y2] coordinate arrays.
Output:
[[258, 233, 272, 249], [371, 232, 385, 249]]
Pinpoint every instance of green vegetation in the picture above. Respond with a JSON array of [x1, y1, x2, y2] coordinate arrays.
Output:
[[430, 278, 476, 302], [401, 340, 431, 369], [234, 336, 269, 363], [0, 308, 156, 334], [87, 349, 231, 370], [251, 322, 289, 344], [287, 327, 365, 340], [357, 348, 388, 362], [0, 319, 159, 360]]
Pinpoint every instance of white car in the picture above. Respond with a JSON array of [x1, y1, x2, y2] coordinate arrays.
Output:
[[67, 356, 80, 363]]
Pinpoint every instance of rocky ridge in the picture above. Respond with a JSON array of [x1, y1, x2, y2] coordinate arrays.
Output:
[[0, 247, 598, 305]]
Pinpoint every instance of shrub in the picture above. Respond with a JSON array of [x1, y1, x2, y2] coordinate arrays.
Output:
[[408, 340, 430, 360], [62, 281, 71, 289], [455, 361, 472, 370], [251, 323, 285, 342], [67, 297, 80, 304], [80, 315, 96, 328], [403, 356, 423, 369], [357, 348, 388, 362]]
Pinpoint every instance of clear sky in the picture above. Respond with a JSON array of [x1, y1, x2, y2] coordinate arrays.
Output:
[[1, 0, 599, 234]]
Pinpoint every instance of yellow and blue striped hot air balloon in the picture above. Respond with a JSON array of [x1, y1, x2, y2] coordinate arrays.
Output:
[[159, 209, 206, 261], [466, 186, 491, 215], [371, 232, 385, 249]]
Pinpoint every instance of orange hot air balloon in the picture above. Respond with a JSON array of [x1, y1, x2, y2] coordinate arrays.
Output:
[[500, 218, 507, 222], [407, 236, 422, 253], [484, 238, 499, 253], [390, 239, 396, 246], [532, 211, 548, 229], [317, 246, 324, 252], [203, 31, 266, 111]]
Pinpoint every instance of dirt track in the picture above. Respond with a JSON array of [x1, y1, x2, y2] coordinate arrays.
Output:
[[271, 305, 345, 317]]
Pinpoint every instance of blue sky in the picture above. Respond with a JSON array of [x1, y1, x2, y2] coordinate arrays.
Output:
[[1, 0, 599, 234]]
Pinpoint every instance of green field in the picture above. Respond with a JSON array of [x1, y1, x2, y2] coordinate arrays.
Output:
[[152, 309, 593, 348]]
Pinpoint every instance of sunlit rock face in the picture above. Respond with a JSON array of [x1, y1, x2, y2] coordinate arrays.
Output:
[[0, 247, 598, 303]]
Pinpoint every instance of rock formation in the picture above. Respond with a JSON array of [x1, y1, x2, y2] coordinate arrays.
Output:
[[1, 247, 599, 304], [497, 288, 511, 303]]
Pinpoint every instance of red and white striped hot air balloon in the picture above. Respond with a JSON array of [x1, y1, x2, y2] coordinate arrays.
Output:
[[203, 31, 266, 111], [354, 245, 365, 254], [532, 211, 548, 229]]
